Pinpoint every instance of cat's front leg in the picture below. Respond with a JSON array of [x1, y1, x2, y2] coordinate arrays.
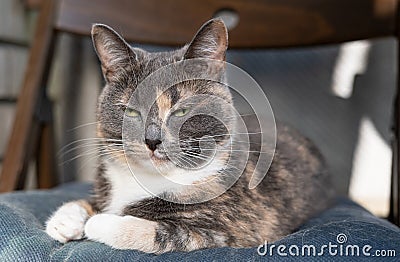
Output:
[[46, 200, 94, 243], [85, 214, 227, 253], [84, 214, 159, 253]]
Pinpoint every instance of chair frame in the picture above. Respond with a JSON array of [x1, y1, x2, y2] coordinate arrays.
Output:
[[1, 0, 399, 226]]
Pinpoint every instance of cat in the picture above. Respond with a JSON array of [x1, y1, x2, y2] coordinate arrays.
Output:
[[46, 19, 334, 254]]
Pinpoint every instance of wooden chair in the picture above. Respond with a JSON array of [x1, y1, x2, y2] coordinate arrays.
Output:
[[0, 0, 399, 226]]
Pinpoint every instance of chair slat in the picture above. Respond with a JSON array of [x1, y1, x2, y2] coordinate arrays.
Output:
[[56, 0, 398, 48]]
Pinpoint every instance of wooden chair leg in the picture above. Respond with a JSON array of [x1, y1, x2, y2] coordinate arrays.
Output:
[[36, 95, 57, 189], [389, 39, 400, 226], [14, 119, 40, 190], [36, 122, 57, 188], [390, 140, 398, 225], [0, 0, 57, 192], [389, 87, 400, 226]]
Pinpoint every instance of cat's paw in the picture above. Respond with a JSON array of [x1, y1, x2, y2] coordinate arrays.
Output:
[[46, 201, 92, 243], [85, 214, 157, 252]]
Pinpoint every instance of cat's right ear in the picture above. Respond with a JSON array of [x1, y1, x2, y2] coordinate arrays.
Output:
[[91, 24, 138, 83], [184, 19, 228, 61]]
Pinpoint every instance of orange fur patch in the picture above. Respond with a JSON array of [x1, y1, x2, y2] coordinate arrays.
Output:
[[77, 200, 95, 216], [156, 92, 172, 120]]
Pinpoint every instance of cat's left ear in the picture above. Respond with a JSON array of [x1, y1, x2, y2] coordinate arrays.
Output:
[[91, 24, 140, 83], [184, 19, 228, 61]]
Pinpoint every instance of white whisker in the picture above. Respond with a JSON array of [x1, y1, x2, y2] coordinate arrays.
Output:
[[66, 121, 100, 133]]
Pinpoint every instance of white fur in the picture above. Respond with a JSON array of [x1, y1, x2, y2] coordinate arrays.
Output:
[[46, 202, 89, 243], [84, 214, 157, 252], [103, 162, 153, 214], [103, 154, 225, 214]]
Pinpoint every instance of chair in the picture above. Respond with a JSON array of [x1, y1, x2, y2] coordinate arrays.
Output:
[[1, 0, 399, 225]]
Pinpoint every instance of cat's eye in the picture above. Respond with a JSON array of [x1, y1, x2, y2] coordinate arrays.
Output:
[[125, 108, 141, 117], [173, 108, 190, 117]]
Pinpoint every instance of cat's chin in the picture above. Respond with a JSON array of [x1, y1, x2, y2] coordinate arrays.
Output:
[[127, 156, 176, 174], [149, 155, 170, 166]]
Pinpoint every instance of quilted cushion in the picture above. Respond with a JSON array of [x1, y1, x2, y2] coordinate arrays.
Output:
[[0, 183, 399, 261]]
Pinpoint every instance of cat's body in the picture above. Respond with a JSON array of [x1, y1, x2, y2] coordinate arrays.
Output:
[[46, 19, 334, 254]]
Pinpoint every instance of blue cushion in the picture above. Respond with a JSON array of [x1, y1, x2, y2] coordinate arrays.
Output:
[[0, 183, 399, 261]]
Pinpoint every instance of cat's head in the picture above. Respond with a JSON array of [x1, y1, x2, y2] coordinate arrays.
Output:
[[92, 19, 238, 182]]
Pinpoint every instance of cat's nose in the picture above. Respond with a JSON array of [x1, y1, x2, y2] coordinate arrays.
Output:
[[145, 139, 162, 151], [145, 123, 162, 151]]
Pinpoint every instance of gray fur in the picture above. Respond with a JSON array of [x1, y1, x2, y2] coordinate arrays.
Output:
[[89, 19, 334, 253]]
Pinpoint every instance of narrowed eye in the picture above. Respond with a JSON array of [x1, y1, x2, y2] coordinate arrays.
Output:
[[125, 108, 141, 117], [173, 108, 190, 117]]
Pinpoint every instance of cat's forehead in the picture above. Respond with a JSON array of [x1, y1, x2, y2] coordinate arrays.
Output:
[[140, 48, 186, 74], [114, 47, 229, 115], [121, 80, 193, 108]]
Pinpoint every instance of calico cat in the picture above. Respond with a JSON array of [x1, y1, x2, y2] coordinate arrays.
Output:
[[46, 19, 334, 254]]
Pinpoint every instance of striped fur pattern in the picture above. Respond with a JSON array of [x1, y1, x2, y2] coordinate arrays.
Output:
[[46, 19, 334, 253]]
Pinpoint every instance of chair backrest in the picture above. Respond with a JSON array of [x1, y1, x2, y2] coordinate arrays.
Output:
[[55, 0, 397, 47], [3, 0, 399, 226]]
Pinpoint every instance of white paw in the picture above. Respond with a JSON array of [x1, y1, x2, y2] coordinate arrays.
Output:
[[46, 202, 90, 243], [84, 214, 126, 244], [85, 214, 157, 252]]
